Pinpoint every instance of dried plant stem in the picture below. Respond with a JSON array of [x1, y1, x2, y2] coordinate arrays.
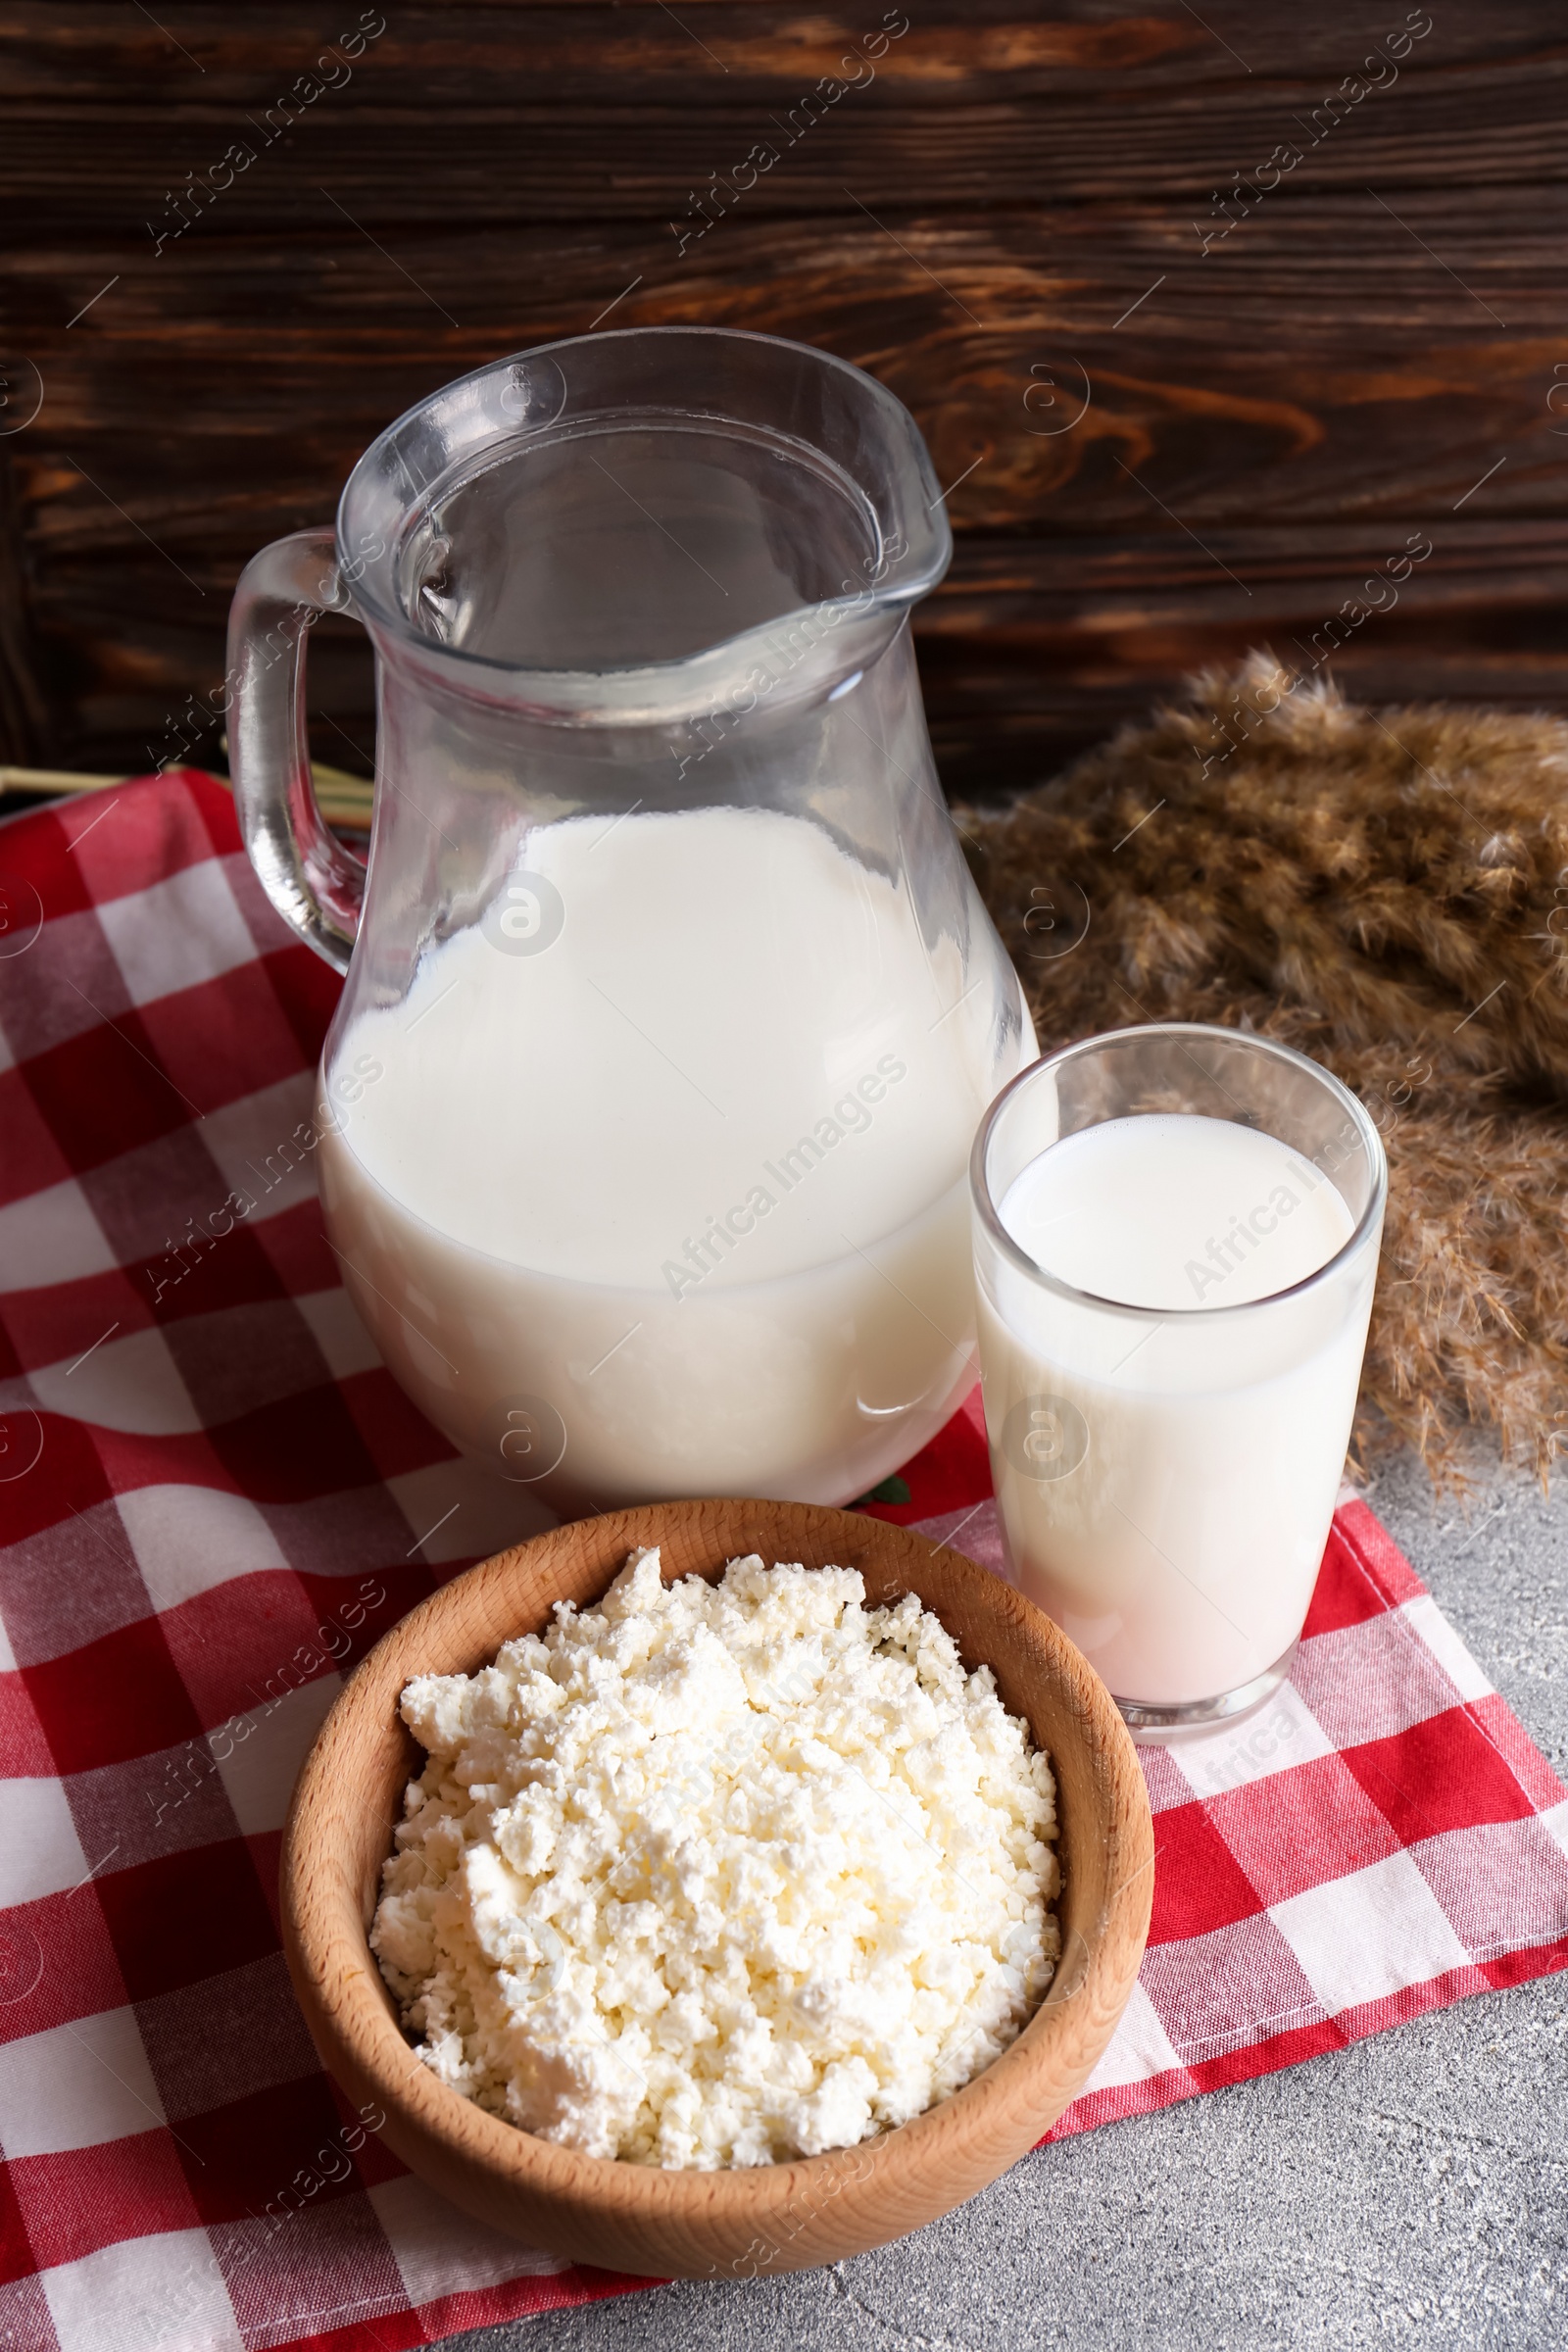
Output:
[[961, 657, 1568, 1488]]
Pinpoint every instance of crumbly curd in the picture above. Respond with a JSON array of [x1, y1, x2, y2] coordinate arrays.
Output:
[[371, 1548, 1060, 2169]]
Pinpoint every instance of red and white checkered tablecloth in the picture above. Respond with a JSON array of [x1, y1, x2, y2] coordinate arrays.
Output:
[[0, 769, 1564, 2352]]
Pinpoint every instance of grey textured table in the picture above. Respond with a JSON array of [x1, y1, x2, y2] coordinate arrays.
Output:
[[441, 1446, 1568, 2352]]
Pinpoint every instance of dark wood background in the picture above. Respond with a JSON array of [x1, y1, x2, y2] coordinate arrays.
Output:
[[3, 1, 1566, 801]]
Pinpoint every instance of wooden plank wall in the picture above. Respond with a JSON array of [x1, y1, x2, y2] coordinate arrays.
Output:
[[1, 1, 1564, 799]]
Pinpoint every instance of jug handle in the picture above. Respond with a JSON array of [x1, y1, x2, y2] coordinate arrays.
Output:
[[227, 527, 366, 975]]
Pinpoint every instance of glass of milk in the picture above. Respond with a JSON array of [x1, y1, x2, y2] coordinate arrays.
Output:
[[970, 1024, 1386, 1739], [227, 330, 1034, 1514]]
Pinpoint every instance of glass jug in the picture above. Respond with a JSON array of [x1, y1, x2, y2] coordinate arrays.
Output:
[[229, 327, 1035, 1515]]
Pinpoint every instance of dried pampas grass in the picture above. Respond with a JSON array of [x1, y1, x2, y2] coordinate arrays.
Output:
[[959, 655, 1568, 1486]]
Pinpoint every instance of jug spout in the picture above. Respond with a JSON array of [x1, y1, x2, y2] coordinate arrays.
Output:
[[345, 324, 955, 728]]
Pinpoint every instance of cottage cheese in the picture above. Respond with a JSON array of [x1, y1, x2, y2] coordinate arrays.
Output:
[[371, 1549, 1060, 2170]]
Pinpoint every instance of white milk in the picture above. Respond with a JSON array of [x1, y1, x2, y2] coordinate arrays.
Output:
[[319, 805, 1028, 1513], [979, 1114, 1373, 1708]]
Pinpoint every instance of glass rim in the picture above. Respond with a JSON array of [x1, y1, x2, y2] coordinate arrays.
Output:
[[969, 1021, 1389, 1322]]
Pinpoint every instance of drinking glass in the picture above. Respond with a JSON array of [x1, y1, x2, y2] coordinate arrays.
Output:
[[970, 1024, 1386, 1738]]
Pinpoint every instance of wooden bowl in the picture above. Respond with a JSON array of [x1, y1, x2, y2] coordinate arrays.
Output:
[[280, 1499, 1153, 2278]]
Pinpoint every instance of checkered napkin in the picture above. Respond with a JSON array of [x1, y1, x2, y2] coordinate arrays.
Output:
[[1, 771, 1564, 2352]]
